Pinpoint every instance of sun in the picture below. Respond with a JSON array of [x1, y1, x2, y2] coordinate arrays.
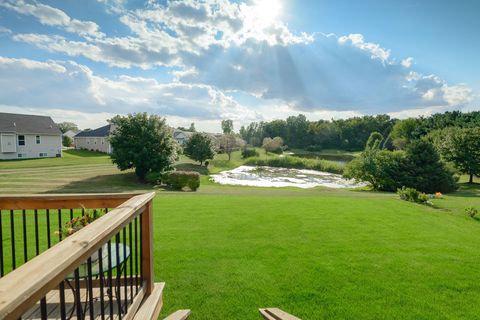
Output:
[[251, 0, 282, 27]]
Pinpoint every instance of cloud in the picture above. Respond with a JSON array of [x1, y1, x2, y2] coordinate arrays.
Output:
[[0, 56, 257, 123], [1, 0, 477, 127], [178, 34, 473, 113], [338, 34, 390, 63], [0, 0, 104, 38], [401, 57, 414, 68]]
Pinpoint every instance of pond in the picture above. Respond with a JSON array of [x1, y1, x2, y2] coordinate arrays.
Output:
[[210, 166, 366, 189]]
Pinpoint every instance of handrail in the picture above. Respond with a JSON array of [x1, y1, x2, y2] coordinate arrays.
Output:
[[0, 192, 143, 210], [0, 192, 156, 319]]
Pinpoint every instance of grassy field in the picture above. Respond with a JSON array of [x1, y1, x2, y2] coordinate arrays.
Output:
[[154, 187, 480, 319], [1, 150, 480, 319]]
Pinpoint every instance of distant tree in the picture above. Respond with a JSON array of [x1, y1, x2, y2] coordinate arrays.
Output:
[[366, 132, 384, 150], [218, 134, 239, 161], [262, 136, 284, 154], [345, 133, 457, 193], [221, 119, 234, 134], [431, 127, 480, 183], [109, 113, 178, 180], [177, 123, 196, 132], [184, 132, 215, 165], [62, 136, 72, 147], [390, 118, 419, 149], [57, 122, 79, 134]]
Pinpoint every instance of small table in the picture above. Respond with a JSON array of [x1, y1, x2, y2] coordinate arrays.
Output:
[[65, 243, 131, 319]]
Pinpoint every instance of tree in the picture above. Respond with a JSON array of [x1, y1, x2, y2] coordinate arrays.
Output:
[[57, 122, 79, 134], [390, 118, 419, 149], [184, 132, 215, 165], [221, 119, 234, 134], [219, 133, 237, 161], [432, 127, 480, 183], [262, 136, 283, 154], [188, 122, 196, 132], [109, 113, 178, 180], [62, 136, 72, 147], [402, 140, 457, 193], [345, 133, 457, 193]]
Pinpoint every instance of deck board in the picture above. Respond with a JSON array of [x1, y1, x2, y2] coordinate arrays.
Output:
[[23, 284, 136, 320]]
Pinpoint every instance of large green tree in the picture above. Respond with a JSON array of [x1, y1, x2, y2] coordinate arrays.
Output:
[[109, 113, 178, 180], [184, 132, 215, 165], [432, 127, 480, 183]]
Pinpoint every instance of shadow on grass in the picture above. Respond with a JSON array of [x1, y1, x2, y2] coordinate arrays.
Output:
[[64, 149, 109, 158], [447, 183, 480, 198], [44, 172, 153, 194]]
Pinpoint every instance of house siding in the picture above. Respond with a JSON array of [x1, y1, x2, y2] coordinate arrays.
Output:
[[74, 136, 112, 154], [0, 133, 62, 160]]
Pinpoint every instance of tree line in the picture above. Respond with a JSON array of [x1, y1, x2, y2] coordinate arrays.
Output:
[[239, 111, 480, 151]]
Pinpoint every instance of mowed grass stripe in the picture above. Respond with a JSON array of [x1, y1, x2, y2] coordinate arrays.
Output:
[[0, 169, 121, 180], [0, 164, 116, 175]]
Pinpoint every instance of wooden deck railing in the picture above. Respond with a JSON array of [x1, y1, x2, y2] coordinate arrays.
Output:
[[0, 192, 157, 320]]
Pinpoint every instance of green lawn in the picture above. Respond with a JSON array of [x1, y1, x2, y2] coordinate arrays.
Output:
[[154, 187, 480, 319], [1, 150, 480, 319]]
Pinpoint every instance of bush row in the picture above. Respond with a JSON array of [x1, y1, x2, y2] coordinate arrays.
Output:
[[241, 148, 259, 159], [145, 170, 200, 191], [244, 156, 344, 174]]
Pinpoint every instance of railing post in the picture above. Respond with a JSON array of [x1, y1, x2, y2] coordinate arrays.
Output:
[[141, 200, 154, 295]]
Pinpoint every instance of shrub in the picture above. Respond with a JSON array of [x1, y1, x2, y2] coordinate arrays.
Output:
[[145, 171, 162, 185], [465, 206, 478, 218], [397, 186, 430, 205], [245, 156, 344, 174], [164, 171, 200, 191], [241, 148, 259, 159]]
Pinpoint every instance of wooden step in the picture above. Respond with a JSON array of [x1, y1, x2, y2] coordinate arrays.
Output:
[[259, 308, 301, 320], [133, 282, 165, 320], [163, 309, 191, 320]]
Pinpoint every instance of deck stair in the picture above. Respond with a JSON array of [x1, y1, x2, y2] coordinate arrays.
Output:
[[259, 308, 301, 320]]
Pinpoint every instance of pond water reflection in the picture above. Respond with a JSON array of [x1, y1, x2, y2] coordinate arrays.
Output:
[[211, 166, 366, 189]]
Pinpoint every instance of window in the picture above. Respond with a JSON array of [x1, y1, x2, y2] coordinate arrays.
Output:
[[36, 135, 41, 144], [39, 152, 47, 157], [18, 135, 25, 146], [17, 153, 23, 158]]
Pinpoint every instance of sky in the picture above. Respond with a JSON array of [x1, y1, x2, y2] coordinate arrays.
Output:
[[0, 0, 478, 132]]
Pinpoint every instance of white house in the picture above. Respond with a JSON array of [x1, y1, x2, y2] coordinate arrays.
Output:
[[0, 112, 62, 160], [172, 129, 193, 146], [74, 124, 114, 154]]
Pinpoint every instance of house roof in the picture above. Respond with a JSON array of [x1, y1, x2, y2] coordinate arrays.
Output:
[[75, 124, 112, 137], [0, 112, 61, 135]]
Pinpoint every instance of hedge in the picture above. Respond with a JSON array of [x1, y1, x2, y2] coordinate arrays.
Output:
[[164, 171, 200, 191]]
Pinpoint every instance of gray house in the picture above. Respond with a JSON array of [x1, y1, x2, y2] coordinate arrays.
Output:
[[0, 112, 62, 160], [74, 124, 114, 154]]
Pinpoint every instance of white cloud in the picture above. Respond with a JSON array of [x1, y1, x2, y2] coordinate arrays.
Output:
[[0, 0, 104, 38], [338, 34, 390, 63], [401, 57, 414, 68], [1, 0, 477, 125], [0, 56, 257, 126]]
